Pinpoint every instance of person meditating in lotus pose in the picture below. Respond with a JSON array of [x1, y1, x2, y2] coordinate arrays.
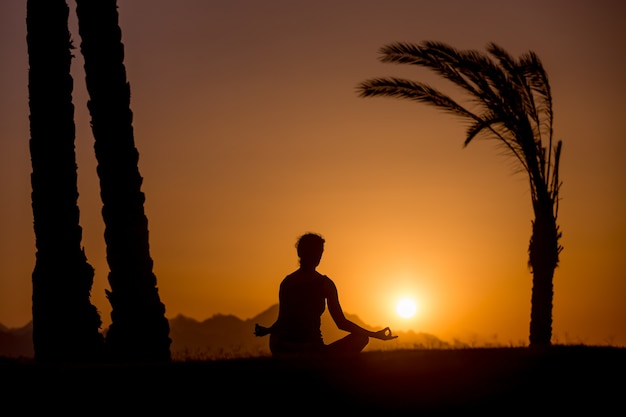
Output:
[[254, 232, 397, 356]]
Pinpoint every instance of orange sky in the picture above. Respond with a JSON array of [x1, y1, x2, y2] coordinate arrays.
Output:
[[1, 0, 624, 347]]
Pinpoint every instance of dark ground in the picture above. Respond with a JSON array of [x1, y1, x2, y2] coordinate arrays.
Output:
[[2, 345, 623, 415]]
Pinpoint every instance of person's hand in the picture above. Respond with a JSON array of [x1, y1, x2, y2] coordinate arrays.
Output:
[[372, 327, 397, 341], [254, 323, 271, 337]]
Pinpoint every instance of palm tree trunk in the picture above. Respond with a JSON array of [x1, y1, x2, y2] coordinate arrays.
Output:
[[528, 198, 559, 347], [74, 0, 171, 362], [27, 0, 104, 362]]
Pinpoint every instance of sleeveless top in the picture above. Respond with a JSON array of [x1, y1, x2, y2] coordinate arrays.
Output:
[[271, 270, 331, 351]]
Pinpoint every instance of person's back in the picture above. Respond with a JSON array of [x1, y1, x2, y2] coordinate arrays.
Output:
[[272, 270, 327, 346]]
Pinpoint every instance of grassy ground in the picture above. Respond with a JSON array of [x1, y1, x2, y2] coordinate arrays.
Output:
[[2, 345, 623, 414]]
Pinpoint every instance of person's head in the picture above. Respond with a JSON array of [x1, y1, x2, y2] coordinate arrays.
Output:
[[296, 232, 325, 268]]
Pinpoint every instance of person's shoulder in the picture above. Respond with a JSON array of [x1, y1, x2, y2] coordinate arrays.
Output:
[[286, 269, 306, 279], [319, 273, 336, 287], [319, 273, 332, 281], [281, 270, 299, 284]]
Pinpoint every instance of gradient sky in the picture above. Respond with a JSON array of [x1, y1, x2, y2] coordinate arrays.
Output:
[[1, 0, 624, 347]]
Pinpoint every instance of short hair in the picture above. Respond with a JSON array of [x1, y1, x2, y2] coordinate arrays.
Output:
[[296, 232, 325, 258]]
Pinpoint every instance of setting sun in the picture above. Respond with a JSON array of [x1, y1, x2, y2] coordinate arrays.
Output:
[[396, 297, 418, 319]]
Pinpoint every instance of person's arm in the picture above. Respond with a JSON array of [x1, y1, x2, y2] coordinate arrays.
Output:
[[254, 312, 279, 337], [325, 277, 397, 341], [254, 279, 286, 337]]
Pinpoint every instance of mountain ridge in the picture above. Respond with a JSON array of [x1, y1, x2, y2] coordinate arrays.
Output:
[[0, 305, 454, 359]]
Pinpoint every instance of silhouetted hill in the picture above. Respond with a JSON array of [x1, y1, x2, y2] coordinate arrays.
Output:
[[0, 305, 455, 359], [0, 321, 33, 358], [168, 310, 268, 359]]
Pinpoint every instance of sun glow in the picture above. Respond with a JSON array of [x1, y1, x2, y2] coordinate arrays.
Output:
[[396, 297, 418, 319]]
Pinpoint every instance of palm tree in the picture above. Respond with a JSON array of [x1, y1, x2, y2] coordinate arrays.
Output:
[[74, 0, 171, 361], [357, 41, 562, 347], [26, 0, 104, 362]]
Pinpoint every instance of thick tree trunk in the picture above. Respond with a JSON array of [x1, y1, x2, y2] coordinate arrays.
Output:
[[528, 200, 560, 347], [27, 0, 104, 362], [75, 0, 171, 362]]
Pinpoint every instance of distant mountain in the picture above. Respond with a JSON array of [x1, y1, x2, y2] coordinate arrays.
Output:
[[168, 306, 272, 359], [0, 321, 34, 358], [0, 305, 455, 359]]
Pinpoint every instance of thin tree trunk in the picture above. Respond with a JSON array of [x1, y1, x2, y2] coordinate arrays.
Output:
[[528, 201, 559, 347], [75, 0, 171, 362], [27, 0, 104, 362]]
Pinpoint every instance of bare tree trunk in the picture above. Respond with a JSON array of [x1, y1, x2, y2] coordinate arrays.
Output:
[[27, 0, 104, 362], [75, 0, 171, 362], [528, 203, 560, 347]]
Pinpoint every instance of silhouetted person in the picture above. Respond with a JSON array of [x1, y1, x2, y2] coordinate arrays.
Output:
[[255, 232, 397, 357]]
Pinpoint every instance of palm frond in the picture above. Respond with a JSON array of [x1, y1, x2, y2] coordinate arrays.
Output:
[[519, 51, 554, 179], [465, 115, 530, 171], [361, 40, 558, 204], [487, 44, 550, 145], [358, 77, 477, 120], [380, 41, 488, 103], [550, 140, 562, 208]]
